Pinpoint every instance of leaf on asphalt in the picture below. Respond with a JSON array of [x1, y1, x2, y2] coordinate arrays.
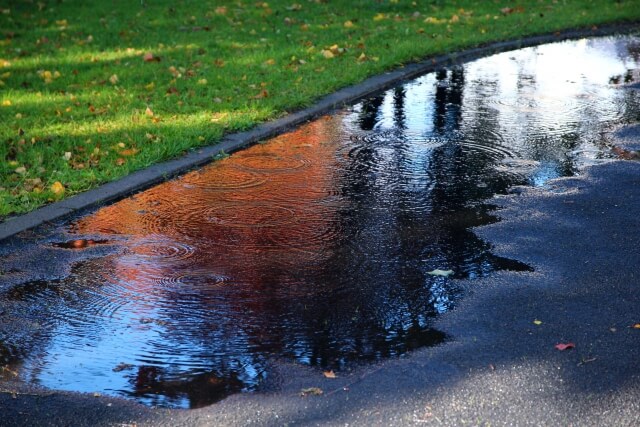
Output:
[[427, 269, 454, 277], [555, 342, 575, 351], [632, 323, 640, 329], [323, 370, 336, 379], [300, 387, 323, 396], [533, 319, 542, 325]]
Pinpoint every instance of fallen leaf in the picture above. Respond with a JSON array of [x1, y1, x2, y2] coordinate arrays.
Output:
[[344, 20, 354, 28], [252, 89, 269, 99], [300, 387, 323, 396], [143, 52, 161, 62], [321, 49, 334, 59], [14, 166, 26, 175], [109, 74, 119, 85], [50, 181, 65, 195], [145, 106, 154, 117], [555, 342, 575, 351], [427, 269, 454, 277], [323, 370, 336, 379], [633, 323, 640, 329], [112, 363, 135, 372], [119, 148, 139, 156], [533, 320, 542, 325]]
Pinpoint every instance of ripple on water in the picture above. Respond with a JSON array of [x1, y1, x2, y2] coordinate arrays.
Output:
[[234, 153, 311, 172], [180, 166, 267, 191], [126, 236, 196, 262]]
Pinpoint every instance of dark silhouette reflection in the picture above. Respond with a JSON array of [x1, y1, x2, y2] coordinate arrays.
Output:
[[358, 94, 385, 130], [128, 366, 245, 409], [434, 68, 464, 134], [1, 36, 638, 409]]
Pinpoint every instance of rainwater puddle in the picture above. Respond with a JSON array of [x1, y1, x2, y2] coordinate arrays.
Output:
[[2, 35, 640, 408]]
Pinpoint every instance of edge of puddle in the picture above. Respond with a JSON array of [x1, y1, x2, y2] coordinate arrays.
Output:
[[1, 22, 638, 242]]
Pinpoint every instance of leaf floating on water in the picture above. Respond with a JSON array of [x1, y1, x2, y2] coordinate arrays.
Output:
[[555, 342, 575, 351], [323, 370, 336, 379], [112, 363, 135, 372], [300, 387, 323, 396], [427, 269, 454, 277]]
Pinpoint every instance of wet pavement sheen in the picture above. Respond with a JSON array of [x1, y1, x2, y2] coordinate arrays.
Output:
[[1, 36, 639, 408]]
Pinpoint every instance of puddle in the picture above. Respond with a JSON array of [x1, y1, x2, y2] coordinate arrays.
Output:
[[1, 35, 640, 408]]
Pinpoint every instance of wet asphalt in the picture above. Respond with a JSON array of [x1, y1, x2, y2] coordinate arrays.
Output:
[[1, 128, 639, 427]]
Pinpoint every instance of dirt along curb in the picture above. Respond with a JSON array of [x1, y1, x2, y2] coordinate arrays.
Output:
[[1, 22, 639, 242]]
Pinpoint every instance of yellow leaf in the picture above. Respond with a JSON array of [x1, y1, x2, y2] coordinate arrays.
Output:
[[2, 99, 11, 106], [144, 82, 155, 90], [373, 13, 385, 21], [427, 269, 454, 277], [323, 370, 336, 379], [357, 52, 367, 62], [321, 50, 334, 59], [633, 323, 640, 329], [264, 58, 275, 66], [51, 181, 65, 195], [450, 14, 460, 23], [533, 320, 542, 325], [109, 74, 119, 84], [120, 148, 139, 156], [343, 20, 354, 28], [14, 166, 26, 175], [300, 387, 323, 396], [197, 78, 208, 85], [145, 106, 154, 117]]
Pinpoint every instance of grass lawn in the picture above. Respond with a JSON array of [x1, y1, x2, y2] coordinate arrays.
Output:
[[1, 0, 639, 219]]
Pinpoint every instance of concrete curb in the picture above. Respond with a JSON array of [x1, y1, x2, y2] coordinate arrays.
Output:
[[1, 22, 638, 242]]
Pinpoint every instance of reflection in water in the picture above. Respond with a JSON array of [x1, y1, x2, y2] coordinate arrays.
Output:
[[1, 36, 639, 408]]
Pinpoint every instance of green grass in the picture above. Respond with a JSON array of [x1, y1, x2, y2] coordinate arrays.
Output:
[[1, 0, 639, 218]]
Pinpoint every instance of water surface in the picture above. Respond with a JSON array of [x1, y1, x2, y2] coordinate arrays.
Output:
[[1, 35, 639, 408]]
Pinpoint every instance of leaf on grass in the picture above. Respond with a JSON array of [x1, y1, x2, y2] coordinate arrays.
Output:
[[50, 181, 65, 195], [252, 89, 269, 99], [145, 106, 154, 117], [555, 342, 575, 351], [427, 269, 454, 277], [323, 370, 336, 379], [143, 52, 161, 62], [119, 148, 139, 157], [300, 387, 323, 396], [321, 49, 334, 59], [109, 74, 119, 85]]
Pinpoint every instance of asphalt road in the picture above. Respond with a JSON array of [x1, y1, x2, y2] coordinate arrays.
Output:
[[1, 124, 639, 426]]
